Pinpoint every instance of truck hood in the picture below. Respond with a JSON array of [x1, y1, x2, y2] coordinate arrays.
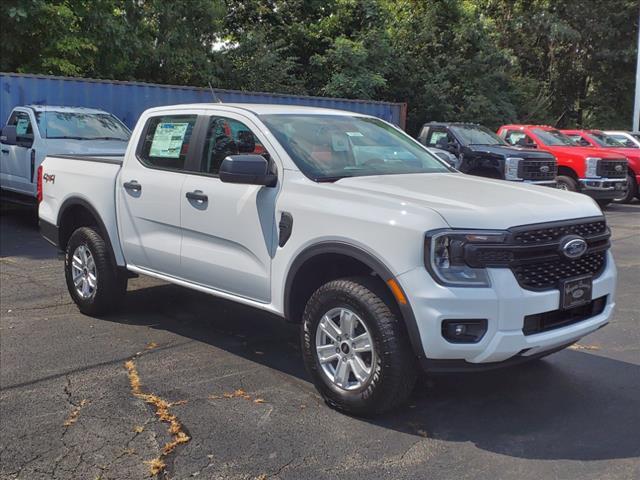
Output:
[[543, 145, 626, 160], [467, 144, 554, 160], [44, 138, 128, 155], [336, 173, 601, 230]]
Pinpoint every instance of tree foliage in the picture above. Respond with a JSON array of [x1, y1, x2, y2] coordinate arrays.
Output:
[[0, 0, 637, 132]]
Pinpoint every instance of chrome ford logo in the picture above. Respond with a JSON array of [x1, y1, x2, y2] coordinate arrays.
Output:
[[540, 165, 550, 173], [615, 164, 623, 172], [560, 237, 588, 259]]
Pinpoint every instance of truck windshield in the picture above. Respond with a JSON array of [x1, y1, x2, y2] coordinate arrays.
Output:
[[35, 111, 131, 141], [261, 114, 453, 181], [589, 132, 626, 148], [450, 125, 506, 146], [532, 128, 576, 146]]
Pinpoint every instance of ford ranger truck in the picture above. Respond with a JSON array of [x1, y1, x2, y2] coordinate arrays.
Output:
[[38, 104, 617, 415], [498, 125, 627, 207], [417, 122, 557, 185], [1, 105, 130, 205], [562, 129, 639, 204]]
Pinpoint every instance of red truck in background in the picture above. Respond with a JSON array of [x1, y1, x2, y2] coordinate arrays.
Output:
[[498, 125, 628, 207], [561, 129, 639, 204]]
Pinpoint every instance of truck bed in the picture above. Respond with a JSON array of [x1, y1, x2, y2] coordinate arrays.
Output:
[[38, 153, 126, 266]]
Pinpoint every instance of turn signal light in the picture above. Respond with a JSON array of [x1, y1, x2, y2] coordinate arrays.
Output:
[[37, 165, 43, 203]]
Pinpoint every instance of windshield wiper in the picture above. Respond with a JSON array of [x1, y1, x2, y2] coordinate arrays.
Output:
[[315, 175, 353, 183], [47, 136, 88, 140], [86, 137, 129, 141]]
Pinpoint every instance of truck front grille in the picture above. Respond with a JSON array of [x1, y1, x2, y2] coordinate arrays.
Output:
[[512, 220, 607, 244], [511, 251, 606, 290], [596, 160, 627, 178], [463, 217, 610, 291], [518, 159, 557, 181]]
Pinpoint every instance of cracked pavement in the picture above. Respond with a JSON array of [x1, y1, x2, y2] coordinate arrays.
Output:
[[1, 202, 639, 479]]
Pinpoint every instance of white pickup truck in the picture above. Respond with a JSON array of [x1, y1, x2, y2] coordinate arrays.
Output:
[[1, 105, 130, 205], [38, 104, 617, 415]]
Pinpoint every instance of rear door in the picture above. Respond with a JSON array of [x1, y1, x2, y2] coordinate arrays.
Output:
[[1, 109, 37, 194], [178, 112, 279, 302], [117, 112, 199, 276]]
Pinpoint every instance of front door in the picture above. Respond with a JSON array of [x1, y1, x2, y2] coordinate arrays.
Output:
[[179, 113, 278, 302], [117, 113, 198, 276], [1, 110, 36, 195]]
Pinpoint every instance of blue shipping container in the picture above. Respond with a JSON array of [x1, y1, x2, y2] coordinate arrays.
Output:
[[1, 72, 406, 130]]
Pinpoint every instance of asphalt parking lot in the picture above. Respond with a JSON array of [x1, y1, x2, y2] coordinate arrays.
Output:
[[1, 201, 639, 480]]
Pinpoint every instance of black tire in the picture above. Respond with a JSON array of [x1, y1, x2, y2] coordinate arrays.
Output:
[[301, 277, 417, 416], [556, 175, 578, 192], [596, 199, 612, 208], [64, 226, 126, 316], [613, 174, 637, 204]]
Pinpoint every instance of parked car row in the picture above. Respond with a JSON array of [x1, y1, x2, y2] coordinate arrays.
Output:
[[417, 122, 638, 207], [0, 105, 131, 205], [2, 104, 638, 208], [36, 103, 620, 415]]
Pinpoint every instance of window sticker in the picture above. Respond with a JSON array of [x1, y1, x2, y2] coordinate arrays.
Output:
[[16, 118, 29, 135], [149, 122, 189, 158], [345, 131, 364, 137]]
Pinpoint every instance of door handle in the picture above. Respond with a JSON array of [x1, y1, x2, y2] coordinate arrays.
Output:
[[123, 180, 142, 192], [186, 190, 208, 203], [1, 149, 9, 154]]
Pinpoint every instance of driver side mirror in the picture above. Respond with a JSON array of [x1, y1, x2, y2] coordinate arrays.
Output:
[[0, 125, 17, 146], [219, 154, 277, 187]]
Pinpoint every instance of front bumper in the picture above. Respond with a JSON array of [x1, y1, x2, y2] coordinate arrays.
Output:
[[579, 177, 627, 199], [398, 251, 616, 370]]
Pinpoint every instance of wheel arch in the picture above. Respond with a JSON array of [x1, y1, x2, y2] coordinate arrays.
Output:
[[57, 197, 119, 268], [283, 242, 425, 359], [557, 165, 579, 179]]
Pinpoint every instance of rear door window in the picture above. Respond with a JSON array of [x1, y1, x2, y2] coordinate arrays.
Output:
[[137, 115, 197, 171]]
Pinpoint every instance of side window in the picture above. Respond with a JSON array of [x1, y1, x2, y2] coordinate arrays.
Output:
[[567, 135, 589, 146], [8, 111, 34, 147], [427, 129, 452, 148], [200, 116, 268, 175], [610, 135, 636, 148], [138, 115, 197, 171], [504, 130, 535, 147]]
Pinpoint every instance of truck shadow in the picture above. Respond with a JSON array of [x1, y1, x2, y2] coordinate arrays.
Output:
[[106, 282, 640, 463]]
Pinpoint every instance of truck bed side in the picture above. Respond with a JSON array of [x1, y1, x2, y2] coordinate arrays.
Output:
[[39, 154, 126, 266]]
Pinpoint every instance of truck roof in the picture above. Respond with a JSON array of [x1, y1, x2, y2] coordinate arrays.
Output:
[[24, 105, 113, 114], [500, 124, 556, 130], [420, 122, 481, 127], [143, 103, 371, 118]]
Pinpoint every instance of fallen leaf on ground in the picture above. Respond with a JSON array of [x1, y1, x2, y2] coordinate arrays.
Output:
[[569, 344, 601, 351], [133, 425, 145, 433], [145, 342, 159, 350]]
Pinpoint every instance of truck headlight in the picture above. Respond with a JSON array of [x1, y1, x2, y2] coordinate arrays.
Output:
[[425, 231, 506, 287], [585, 157, 600, 178], [505, 157, 523, 181]]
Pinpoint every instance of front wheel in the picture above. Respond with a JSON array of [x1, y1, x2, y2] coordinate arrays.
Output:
[[556, 175, 578, 192], [301, 277, 417, 416], [596, 199, 613, 208], [613, 174, 637, 204], [65, 226, 126, 316]]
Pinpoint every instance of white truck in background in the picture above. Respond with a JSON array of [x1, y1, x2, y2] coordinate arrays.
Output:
[[0, 105, 130, 205], [38, 104, 617, 415]]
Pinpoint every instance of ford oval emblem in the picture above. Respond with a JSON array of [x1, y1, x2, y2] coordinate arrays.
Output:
[[560, 237, 588, 259], [615, 164, 623, 172], [540, 165, 550, 173]]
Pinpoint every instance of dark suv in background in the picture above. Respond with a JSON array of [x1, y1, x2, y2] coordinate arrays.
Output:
[[417, 122, 557, 185]]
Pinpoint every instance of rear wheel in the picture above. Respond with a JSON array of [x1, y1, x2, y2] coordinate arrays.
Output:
[[64, 227, 126, 316], [613, 174, 637, 204], [301, 277, 417, 416], [556, 175, 578, 192]]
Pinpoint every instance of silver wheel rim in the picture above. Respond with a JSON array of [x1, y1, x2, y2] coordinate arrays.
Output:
[[71, 245, 97, 300], [557, 182, 569, 191], [315, 307, 376, 391]]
